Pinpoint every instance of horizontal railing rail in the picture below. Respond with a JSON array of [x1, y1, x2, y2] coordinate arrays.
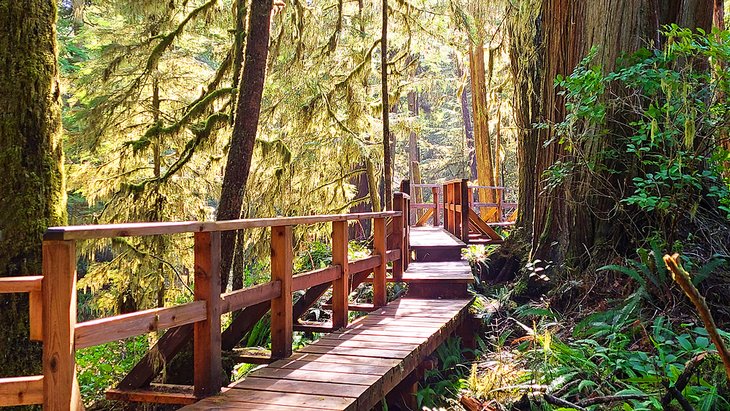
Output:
[[1, 196, 412, 409], [407, 181, 517, 227]]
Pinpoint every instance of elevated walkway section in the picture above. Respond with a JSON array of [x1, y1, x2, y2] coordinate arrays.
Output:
[[181, 298, 472, 411]]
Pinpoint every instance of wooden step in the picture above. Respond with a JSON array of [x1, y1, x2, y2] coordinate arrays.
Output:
[[402, 261, 473, 299], [231, 347, 274, 364], [106, 383, 199, 405], [410, 227, 465, 262], [293, 322, 334, 333]]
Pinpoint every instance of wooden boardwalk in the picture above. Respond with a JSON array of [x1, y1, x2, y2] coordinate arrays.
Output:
[[0, 191, 477, 410], [180, 227, 473, 411], [181, 298, 471, 410]]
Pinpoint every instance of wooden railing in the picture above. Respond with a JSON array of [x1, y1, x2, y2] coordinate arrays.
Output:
[[443, 179, 470, 242], [408, 182, 517, 227], [0, 193, 411, 409]]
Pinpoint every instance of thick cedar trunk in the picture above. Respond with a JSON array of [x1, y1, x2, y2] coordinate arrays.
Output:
[[0, 0, 66, 376], [508, 0, 714, 279], [218, 0, 274, 292], [469, 41, 498, 220], [381, 0, 392, 209]]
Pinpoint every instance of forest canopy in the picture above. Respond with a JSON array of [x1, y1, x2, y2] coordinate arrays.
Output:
[[3, 0, 730, 410]]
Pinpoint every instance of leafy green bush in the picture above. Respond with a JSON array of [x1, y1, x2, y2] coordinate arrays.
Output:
[[76, 336, 148, 406], [551, 26, 730, 243]]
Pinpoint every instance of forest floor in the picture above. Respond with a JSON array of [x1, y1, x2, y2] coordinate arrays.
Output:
[[415, 246, 730, 411]]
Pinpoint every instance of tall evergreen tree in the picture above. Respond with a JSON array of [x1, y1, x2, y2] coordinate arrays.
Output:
[[0, 0, 67, 376]]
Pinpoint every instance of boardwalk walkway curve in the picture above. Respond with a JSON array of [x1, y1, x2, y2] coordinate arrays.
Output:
[[0, 183, 514, 410]]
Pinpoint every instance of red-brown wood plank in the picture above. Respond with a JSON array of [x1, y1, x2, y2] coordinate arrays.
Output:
[[268, 359, 392, 376], [184, 389, 356, 410], [250, 368, 381, 386], [231, 377, 366, 398], [180, 297, 473, 411]]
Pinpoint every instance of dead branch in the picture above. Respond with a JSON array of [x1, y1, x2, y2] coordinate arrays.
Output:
[[544, 394, 587, 411], [577, 394, 649, 407], [661, 352, 708, 409], [664, 253, 730, 382]]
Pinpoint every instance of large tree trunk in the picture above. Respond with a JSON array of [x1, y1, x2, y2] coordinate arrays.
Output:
[[469, 41, 498, 220], [508, 0, 713, 281], [0, 0, 67, 376], [217, 0, 274, 292]]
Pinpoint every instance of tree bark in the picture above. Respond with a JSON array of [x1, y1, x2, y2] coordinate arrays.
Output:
[[381, 0, 393, 209], [508, 0, 714, 280], [218, 0, 274, 292], [408, 91, 423, 220], [0, 0, 66, 376], [469, 41, 498, 220], [454, 53, 477, 181]]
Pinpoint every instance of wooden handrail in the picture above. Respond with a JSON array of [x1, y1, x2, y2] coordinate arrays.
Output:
[[221, 281, 282, 313], [75, 301, 207, 349], [292, 266, 341, 292], [44, 211, 402, 240], [0, 375, 43, 406], [0, 276, 42, 293], [24, 198, 411, 408]]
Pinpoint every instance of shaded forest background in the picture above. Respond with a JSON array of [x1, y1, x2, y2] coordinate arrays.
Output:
[[4, 0, 730, 409]]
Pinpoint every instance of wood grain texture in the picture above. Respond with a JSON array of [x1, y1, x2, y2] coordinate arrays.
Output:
[[0, 376, 43, 406], [331, 221, 349, 329], [391, 193, 404, 281], [0, 276, 42, 293], [75, 301, 207, 349], [270, 226, 293, 359], [193, 231, 222, 397], [372, 217, 387, 307], [29, 289, 42, 341], [221, 281, 281, 313], [42, 240, 84, 410], [44, 212, 402, 240], [292, 266, 340, 292]]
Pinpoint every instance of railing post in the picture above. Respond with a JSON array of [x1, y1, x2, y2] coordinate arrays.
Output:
[[443, 183, 449, 232], [331, 221, 350, 329], [391, 193, 404, 281], [453, 182, 462, 240], [460, 179, 470, 243], [270, 225, 293, 358], [193, 231, 222, 397], [403, 194, 410, 271], [497, 188, 504, 222], [432, 187, 440, 226], [372, 217, 387, 308], [42, 240, 83, 410]]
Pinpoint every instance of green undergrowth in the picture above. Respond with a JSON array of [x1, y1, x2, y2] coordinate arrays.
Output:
[[414, 243, 730, 410]]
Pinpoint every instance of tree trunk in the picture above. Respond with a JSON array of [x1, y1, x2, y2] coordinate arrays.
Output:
[[508, 0, 713, 281], [348, 167, 372, 239], [469, 41, 498, 220], [407, 91, 423, 220], [454, 53, 477, 180], [218, 0, 274, 292], [0, 0, 66, 376], [381, 0, 393, 210]]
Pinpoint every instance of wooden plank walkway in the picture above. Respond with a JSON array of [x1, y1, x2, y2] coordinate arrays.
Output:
[[409, 226, 465, 262], [181, 298, 472, 411]]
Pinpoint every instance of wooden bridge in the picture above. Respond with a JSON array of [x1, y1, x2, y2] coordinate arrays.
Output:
[[0, 182, 512, 410]]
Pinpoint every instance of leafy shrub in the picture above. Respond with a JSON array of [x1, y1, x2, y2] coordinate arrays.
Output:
[[551, 26, 730, 244]]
